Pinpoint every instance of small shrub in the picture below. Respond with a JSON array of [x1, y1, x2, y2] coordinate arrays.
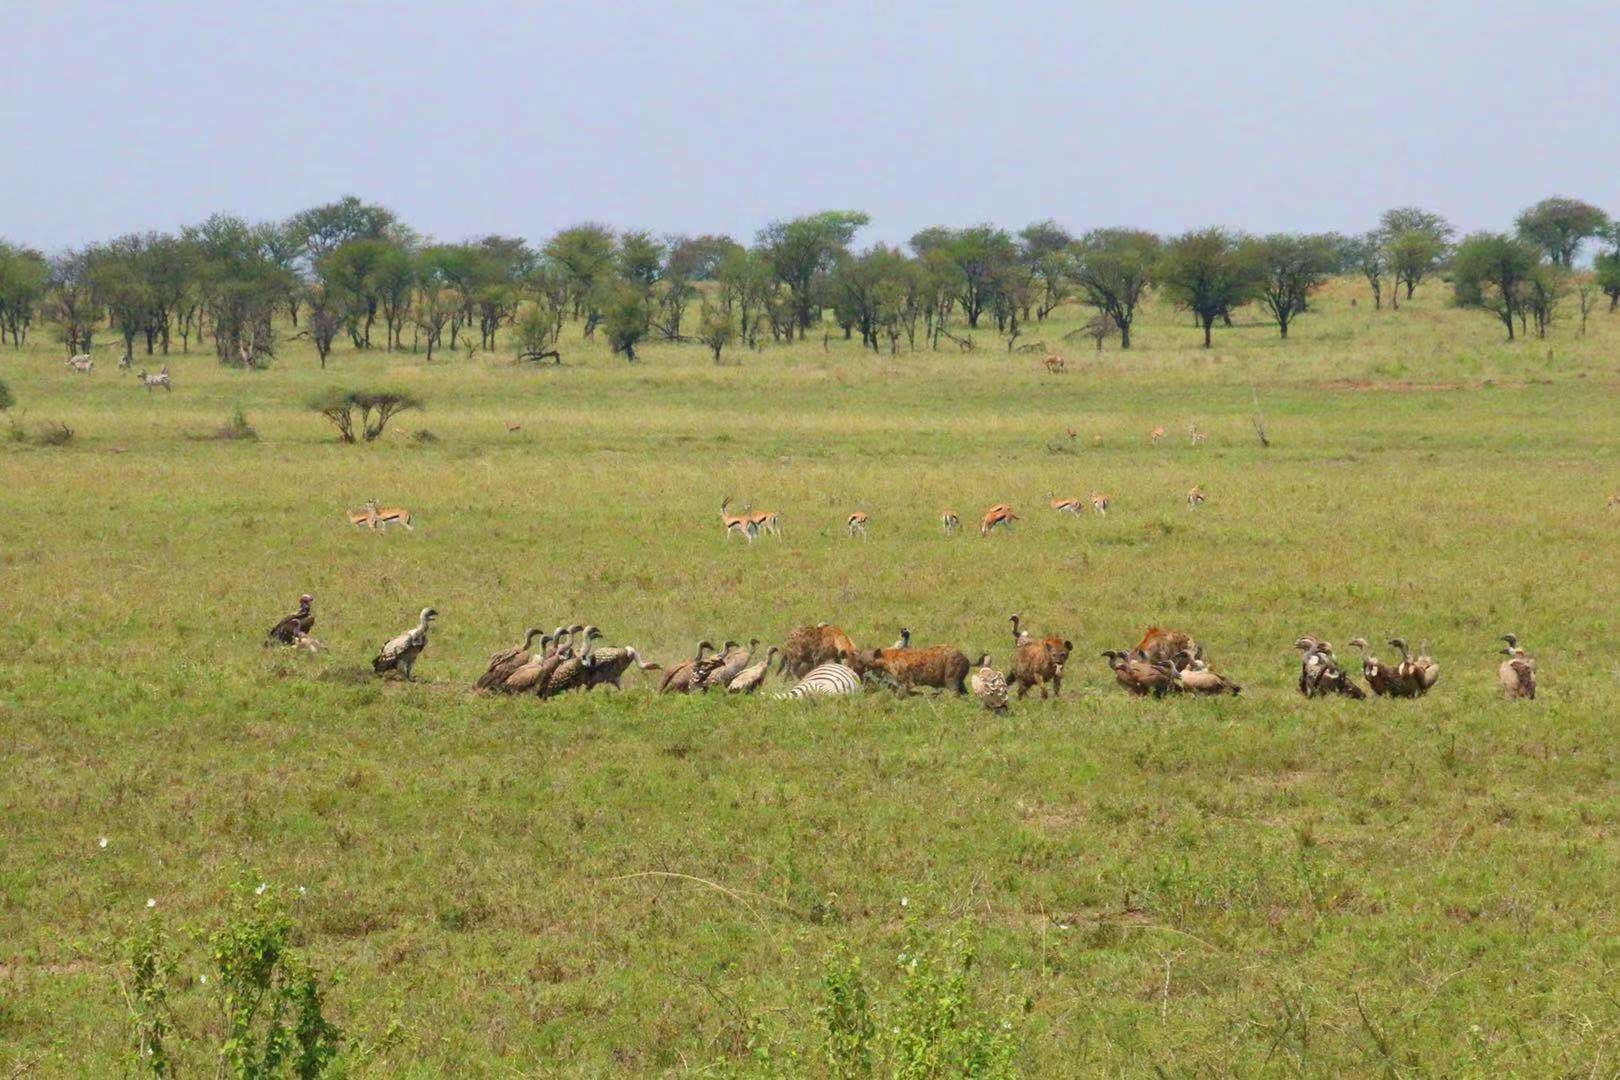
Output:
[[307, 388, 423, 443], [196, 405, 258, 442], [408, 428, 438, 445], [9, 417, 74, 446], [0, 379, 13, 412], [126, 921, 177, 1076]]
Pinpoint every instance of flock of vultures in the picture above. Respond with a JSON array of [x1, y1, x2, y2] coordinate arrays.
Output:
[[266, 599, 1541, 707]]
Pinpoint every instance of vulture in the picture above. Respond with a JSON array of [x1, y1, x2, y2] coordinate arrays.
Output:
[[1294, 637, 1365, 699], [1008, 613, 1032, 647], [1390, 638, 1439, 696], [659, 640, 717, 693], [475, 627, 545, 691], [501, 626, 580, 694], [582, 645, 662, 690], [540, 626, 602, 696], [1498, 634, 1537, 700], [727, 646, 781, 693], [970, 653, 1010, 711], [266, 594, 316, 647], [697, 639, 756, 692], [892, 628, 912, 649], [373, 607, 437, 680], [1346, 638, 1411, 697], [1101, 650, 1175, 697], [1169, 651, 1241, 695]]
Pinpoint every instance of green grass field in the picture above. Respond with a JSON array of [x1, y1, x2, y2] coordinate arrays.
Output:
[[3, 280, 1619, 1075]]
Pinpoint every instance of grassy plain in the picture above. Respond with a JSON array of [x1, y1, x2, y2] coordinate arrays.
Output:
[[3, 280, 1620, 1075]]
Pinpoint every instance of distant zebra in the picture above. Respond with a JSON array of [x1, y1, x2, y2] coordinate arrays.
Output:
[[776, 661, 861, 699], [137, 366, 170, 392], [65, 354, 93, 374]]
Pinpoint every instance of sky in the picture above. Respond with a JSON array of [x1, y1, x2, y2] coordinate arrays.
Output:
[[3, 0, 1617, 251]]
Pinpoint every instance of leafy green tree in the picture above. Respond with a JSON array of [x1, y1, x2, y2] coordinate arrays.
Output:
[[829, 246, 915, 351], [0, 241, 48, 347], [86, 240, 152, 362], [714, 246, 774, 347], [44, 250, 99, 356], [757, 211, 869, 337], [287, 195, 398, 260], [1515, 196, 1610, 268], [615, 230, 666, 290], [1018, 220, 1073, 321], [1346, 231, 1389, 309], [914, 225, 1015, 329], [1246, 233, 1336, 338], [544, 223, 616, 321], [184, 215, 295, 366], [1073, 228, 1160, 348], [370, 244, 416, 350], [1522, 262, 1566, 338], [1595, 231, 1620, 312], [1450, 232, 1541, 340], [318, 238, 395, 349], [696, 301, 737, 364], [1378, 208, 1454, 302], [600, 279, 651, 360], [1156, 228, 1259, 347]]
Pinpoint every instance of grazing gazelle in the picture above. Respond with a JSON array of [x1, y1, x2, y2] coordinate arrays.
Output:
[[1090, 492, 1111, 515], [940, 510, 960, 536], [1150, 425, 1166, 445], [136, 366, 170, 392], [719, 497, 757, 542], [1188, 421, 1207, 446], [1043, 353, 1066, 374], [1048, 492, 1085, 516], [980, 504, 1019, 537], [846, 511, 869, 539], [364, 499, 414, 530], [1187, 485, 1206, 509], [65, 354, 93, 374], [742, 503, 780, 537]]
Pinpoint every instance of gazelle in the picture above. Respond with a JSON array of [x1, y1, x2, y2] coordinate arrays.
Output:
[[1150, 425, 1166, 445], [941, 510, 960, 536], [348, 504, 378, 529], [1187, 485, 1206, 509], [136, 366, 170, 392], [846, 511, 869, 539], [980, 504, 1018, 537], [1090, 492, 1111, 515], [1048, 492, 1085, 516], [366, 499, 414, 530], [742, 503, 780, 537], [720, 497, 757, 542], [1043, 354, 1066, 374], [1188, 421, 1207, 446], [65, 354, 93, 374]]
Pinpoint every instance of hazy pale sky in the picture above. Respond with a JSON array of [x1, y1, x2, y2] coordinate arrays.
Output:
[[4, 1, 1617, 250]]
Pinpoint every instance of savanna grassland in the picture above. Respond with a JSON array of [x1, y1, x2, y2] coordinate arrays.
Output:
[[3, 280, 1620, 1076]]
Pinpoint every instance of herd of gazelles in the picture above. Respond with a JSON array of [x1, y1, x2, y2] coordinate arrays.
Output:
[[265, 595, 1540, 705]]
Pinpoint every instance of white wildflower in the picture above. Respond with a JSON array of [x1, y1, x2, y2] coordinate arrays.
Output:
[[146, 898, 156, 908], [255, 882, 268, 896], [97, 837, 108, 849]]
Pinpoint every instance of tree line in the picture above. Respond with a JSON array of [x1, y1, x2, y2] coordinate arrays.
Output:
[[0, 195, 1615, 366]]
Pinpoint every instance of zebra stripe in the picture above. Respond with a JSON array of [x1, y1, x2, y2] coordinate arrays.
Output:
[[776, 662, 861, 699]]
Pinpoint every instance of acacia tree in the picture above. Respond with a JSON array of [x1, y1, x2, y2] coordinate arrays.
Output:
[[1595, 232, 1620, 312], [1247, 234, 1336, 338], [1348, 231, 1388, 309], [45, 250, 99, 356], [1378, 207, 1453, 303], [1072, 228, 1159, 348], [0, 241, 47, 346], [757, 211, 868, 337], [1450, 232, 1540, 340], [544, 223, 616, 322], [1156, 228, 1258, 348], [714, 246, 774, 347], [913, 225, 1014, 329], [600, 280, 651, 361], [696, 302, 736, 364], [301, 284, 343, 368], [287, 196, 398, 262], [1515, 197, 1609, 268]]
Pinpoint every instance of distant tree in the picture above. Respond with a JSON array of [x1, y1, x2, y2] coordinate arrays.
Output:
[[1378, 208, 1454, 302], [1018, 220, 1073, 321], [370, 244, 415, 351], [411, 254, 454, 360], [513, 303, 562, 364], [915, 225, 1015, 329], [319, 238, 397, 349], [44, 250, 98, 356], [307, 387, 422, 443], [0, 241, 47, 347], [829, 246, 914, 352], [615, 231, 666, 291], [301, 284, 343, 368], [1072, 228, 1160, 348], [544, 223, 616, 322], [287, 196, 398, 261], [757, 211, 869, 337], [85, 240, 151, 363], [0, 379, 12, 411], [600, 280, 651, 360], [1450, 232, 1541, 340], [696, 302, 737, 364], [1347, 231, 1389, 310], [1247, 234, 1336, 338], [714, 246, 774, 347], [1522, 263, 1566, 339], [1156, 228, 1259, 348], [1595, 234, 1620, 312], [1515, 197, 1610, 268], [1574, 273, 1598, 336]]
